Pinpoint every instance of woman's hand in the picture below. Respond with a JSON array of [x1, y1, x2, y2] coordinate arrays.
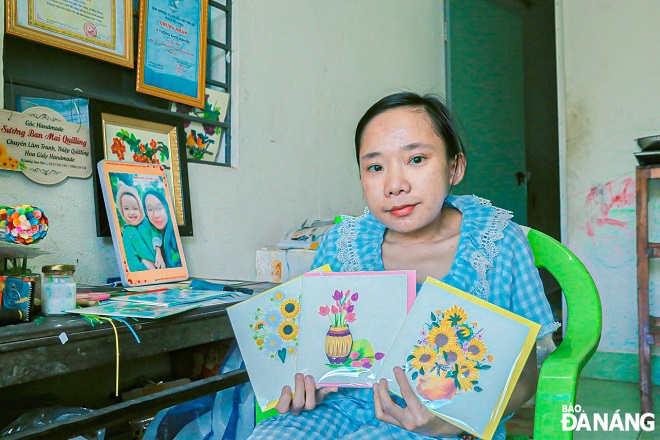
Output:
[[274, 373, 338, 416], [153, 246, 166, 269], [373, 366, 464, 437]]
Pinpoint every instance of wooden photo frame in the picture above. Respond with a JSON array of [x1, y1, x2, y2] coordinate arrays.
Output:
[[90, 99, 193, 237], [136, 0, 208, 108], [5, 0, 134, 68]]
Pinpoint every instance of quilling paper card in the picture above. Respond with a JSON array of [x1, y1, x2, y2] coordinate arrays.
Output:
[[226, 265, 331, 411], [296, 271, 416, 387], [377, 277, 540, 440]]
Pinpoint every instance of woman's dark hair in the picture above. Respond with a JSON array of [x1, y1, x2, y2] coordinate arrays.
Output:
[[354, 92, 465, 165]]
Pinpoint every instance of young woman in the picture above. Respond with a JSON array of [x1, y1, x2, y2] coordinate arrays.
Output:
[[142, 188, 182, 269], [250, 92, 559, 440]]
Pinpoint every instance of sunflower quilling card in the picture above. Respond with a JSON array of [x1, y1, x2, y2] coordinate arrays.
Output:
[[226, 265, 331, 412], [377, 277, 540, 440]]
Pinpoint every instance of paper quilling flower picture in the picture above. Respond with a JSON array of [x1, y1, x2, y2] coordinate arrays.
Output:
[[227, 268, 333, 412], [404, 305, 494, 403], [251, 289, 301, 363], [318, 289, 385, 369], [295, 271, 414, 388], [378, 277, 540, 440]]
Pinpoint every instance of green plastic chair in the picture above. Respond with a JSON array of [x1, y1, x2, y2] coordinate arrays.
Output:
[[255, 227, 603, 439], [522, 227, 602, 439]]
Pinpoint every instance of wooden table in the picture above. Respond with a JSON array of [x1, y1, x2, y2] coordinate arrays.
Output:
[[0, 281, 275, 438]]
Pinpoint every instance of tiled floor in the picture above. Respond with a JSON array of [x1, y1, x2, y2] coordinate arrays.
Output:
[[506, 378, 659, 439]]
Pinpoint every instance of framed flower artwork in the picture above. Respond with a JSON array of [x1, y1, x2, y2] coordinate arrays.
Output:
[[171, 88, 230, 163], [90, 99, 193, 237]]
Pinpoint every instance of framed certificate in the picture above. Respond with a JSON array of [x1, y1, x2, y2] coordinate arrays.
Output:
[[5, 0, 134, 68], [136, 0, 208, 108]]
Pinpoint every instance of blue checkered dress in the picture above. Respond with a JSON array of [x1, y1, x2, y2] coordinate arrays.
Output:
[[250, 195, 559, 440]]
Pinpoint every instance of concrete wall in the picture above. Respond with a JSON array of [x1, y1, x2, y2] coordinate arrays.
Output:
[[559, 0, 659, 380], [0, 0, 446, 285]]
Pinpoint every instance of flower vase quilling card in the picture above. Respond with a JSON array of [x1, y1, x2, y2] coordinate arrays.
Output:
[[296, 271, 416, 387], [377, 277, 540, 440], [226, 265, 331, 411]]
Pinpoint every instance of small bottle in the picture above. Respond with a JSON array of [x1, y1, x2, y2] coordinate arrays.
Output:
[[41, 264, 76, 316]]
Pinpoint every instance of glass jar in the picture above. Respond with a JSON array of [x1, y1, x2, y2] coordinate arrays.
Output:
[[41, 264, 76, 315]]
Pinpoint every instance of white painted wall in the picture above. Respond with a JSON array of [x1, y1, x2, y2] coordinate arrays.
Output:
[[0, 0, 445, 285], [560, 0, 660, 355]]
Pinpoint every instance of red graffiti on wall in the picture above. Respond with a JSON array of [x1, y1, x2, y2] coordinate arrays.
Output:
[[584, 178, 635, 237]]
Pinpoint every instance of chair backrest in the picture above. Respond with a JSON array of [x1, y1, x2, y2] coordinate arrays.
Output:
[[521, 227, 602, 439]]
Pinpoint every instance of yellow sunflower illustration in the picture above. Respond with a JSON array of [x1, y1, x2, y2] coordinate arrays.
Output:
[[440, 344, 466, 366], [466, 338, 487, 362], [278, 320, 299, 340], [456, 359, 478, 391], [253, 320, 266, 331], [280, 298, 300, 318], [410, 345, 437, 371], [273, 291, 284, 301], [427, 323, 458, 350], [442, 305, 467, 326]]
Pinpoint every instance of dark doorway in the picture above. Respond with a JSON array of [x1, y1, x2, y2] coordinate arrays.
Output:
[[446, 0, 560, 241], [446, 0, 562, 345]]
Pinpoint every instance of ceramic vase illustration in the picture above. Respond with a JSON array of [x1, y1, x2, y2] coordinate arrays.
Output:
[[416, 375, 458, 402], [325, 325, 352, 364]]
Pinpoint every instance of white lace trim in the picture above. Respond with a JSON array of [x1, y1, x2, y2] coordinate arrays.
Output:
[[538, 321, 562, 339], [469, 197, 512, 300], [335, 207, 368, 272]]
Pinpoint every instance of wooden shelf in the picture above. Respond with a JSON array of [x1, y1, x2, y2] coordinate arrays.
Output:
[[636, 166, 659, 414]]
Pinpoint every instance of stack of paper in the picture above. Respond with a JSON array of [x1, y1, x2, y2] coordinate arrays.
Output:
[[67, 287, 250, 319]]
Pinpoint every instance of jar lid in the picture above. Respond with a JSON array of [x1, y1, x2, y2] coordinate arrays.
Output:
[[42, 264, 76, 274]]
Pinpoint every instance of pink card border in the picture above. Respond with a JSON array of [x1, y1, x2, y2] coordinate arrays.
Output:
[[303, 270, 416, 312]]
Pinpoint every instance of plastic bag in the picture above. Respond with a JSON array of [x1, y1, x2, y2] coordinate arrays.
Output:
[[142, 341, 255, 440], [0, 406, 105, 439]]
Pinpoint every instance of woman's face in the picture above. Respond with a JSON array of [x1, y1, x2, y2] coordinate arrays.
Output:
[[145, 194, 168, 231], [358, 106, 464, 235], [120, 194, 142, 225]]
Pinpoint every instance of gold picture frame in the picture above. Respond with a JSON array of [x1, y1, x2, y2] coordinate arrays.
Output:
[[136, 0, 208, 108], [90, 99, 193, 237], [5, 0, 134, 68]]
